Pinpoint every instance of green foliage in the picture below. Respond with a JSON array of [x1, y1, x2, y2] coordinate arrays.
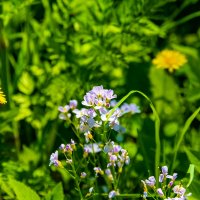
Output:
[[0, 0, 200, 199], [8, 178, 40, 200], [45, 183, 64, 200], [187, 164, 195, 187]]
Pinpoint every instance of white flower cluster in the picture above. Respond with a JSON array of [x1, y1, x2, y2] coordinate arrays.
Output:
[[141, 166, 191, 200], [58, 86, 140, 136]]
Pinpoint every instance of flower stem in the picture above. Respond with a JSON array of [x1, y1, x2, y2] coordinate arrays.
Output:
[[93, 193, 141, 198], [71, 156, 84, 200]]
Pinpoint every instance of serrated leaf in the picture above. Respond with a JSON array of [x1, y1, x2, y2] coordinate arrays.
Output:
[[8, 178, 40, 200]]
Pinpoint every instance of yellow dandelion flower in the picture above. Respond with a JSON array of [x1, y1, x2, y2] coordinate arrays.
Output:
[[0, 88, 7, 104], [152, 49, 187, 72]]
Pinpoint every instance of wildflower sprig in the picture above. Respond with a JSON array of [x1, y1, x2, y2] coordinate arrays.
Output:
[[50, 86, 141, 199], [49, 86, 196, 199], [141, 166, 191, 200], [58, 86, 140, 137]]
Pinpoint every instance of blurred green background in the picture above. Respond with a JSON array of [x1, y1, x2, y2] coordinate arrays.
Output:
[[0, 0, 200, 199]]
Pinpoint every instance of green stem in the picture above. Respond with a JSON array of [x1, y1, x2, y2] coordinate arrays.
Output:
[[115, 171, 121, 189], [63, 167, 75, 179], [71, 155, 84, 200], [171, 107, 200, 172], [63, 152, 76, 179], [93, 193, 141, 198], [147, 192, 157, 200], [71, 122, 81, 141], [174, 11, 200, 27], [162, 11, 200, 31]]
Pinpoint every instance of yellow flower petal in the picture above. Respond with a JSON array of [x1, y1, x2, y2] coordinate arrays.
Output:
[[152, 50, 187, 72], [0, 88, 7, 104]]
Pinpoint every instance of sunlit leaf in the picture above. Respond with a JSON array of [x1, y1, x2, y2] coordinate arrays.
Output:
[[8, 178, 40, 200]]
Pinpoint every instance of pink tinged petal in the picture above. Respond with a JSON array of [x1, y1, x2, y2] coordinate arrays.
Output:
[[162, 166, 168, 175], [82, 94, 95, 106], [99, 107, 108, 115], [59, 113, 66, 120], [120, 103, 130, 113], [109, 154, 117, 162], [173, 185, 186, 196], [108, 190, 118, 199], [84, 143, 102, 153], [157, 188, 164, 197], [145, 176, 156, 187], [110, 100, 117, 107], [169, 180, 174, 187], [143, 191, 148, 198], [91, 86, 104, 95], [105, 169, 112, 176], [88, 118, 95, 128], [104, 89, 117, 100], [58, 105, 70, 113], [112, 123, 120, 132], [73, 109, 82, 118], [59, 144, 65, 150], [49, 151, 59, 166], [65, 144, 73, 152], [69, 100, 78, 109], [166, 173, 177, 181], [87, 108, 97, 118], [159, 174, 164, 182], [129, 103, 140, 113], [80, 172, 87, 178], [112, 145, 121, 153], [173, 173, 178, 180]]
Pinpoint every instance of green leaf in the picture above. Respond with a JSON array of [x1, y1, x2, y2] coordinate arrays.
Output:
[[45, 182, 64, 200], [186, 86, 200, 102], [164, 122, 179, 137], [0, 175, 15, 198], [186, 164, 195, 187], [19, 145, 40, 166], [8, 178, 40, 200], [171, 44, 199, 60], [149, 67, 182, 116], [188, 178, 200, 200], [17, 72, 35, 95], [14, 107, 32, 121], [172, 107, 200, 170], [185, 148, 200, 174]]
